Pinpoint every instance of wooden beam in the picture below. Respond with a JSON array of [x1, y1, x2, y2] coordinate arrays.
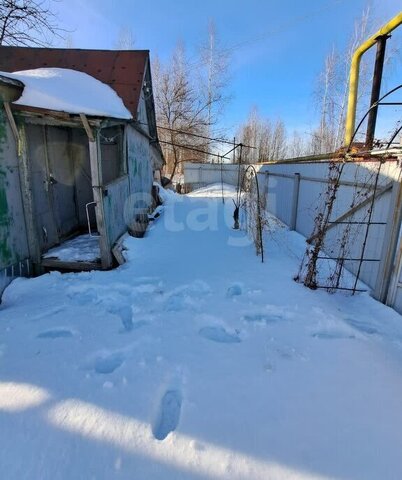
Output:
[[79, 113, 113, 269], [17, 124, 42, 269], [80, 113, 95, 142], [41, 258, 102, 272], [112, 233, 129, 266], [3, 102, 20, 147], [87, 133, 113, 269]]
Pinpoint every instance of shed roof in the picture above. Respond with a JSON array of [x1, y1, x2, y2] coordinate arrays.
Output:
[[0, 46, 149, 118]]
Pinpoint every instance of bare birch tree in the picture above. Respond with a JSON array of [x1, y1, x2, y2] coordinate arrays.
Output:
[[63, 33, 74, 48], [287, 131, 307, 158], [152, 23, 231, 178], [153, 44, 209, 179], [309, 7, 377, 153], [198, 20, 230, 160], [236, 107, 286, 163], [0, 0, 63, 46]]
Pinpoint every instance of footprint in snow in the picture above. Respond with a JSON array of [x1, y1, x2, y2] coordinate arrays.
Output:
[[226, 283, 242, 298], [266, 338, 306, 362], [312, 332, 355, 340], [343, 317, 379, 335], [199, 326, 241, 344], [243, 313, 283, 325], [153, 389, 182, 440], [163, 280, 210, 312], [68, 288, 100, 306], [37, 328, 74, 339], [107, 304, 134, 332], [165, 293, 196, 312], [30, 306, 65, 322], [94, 352, 125, 374], [181, 280, 211, 297]]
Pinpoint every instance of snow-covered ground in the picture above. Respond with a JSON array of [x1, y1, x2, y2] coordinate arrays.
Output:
[[1, 184, 402, 480], [43, 234, 100, 263]]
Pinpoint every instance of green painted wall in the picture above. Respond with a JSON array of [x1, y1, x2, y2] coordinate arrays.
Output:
[[0, 105, 12, 265], [0, 104, 29, 270]]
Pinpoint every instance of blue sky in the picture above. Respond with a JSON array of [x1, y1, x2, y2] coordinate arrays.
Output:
[[55, 0, 402, 138]]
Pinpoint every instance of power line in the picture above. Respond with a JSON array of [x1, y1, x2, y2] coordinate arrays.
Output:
[[137, 121, 232, 145], [185, 0, 346, 69], [157, 124, 242, 146], [136, 120, 256, 149], [158, 139, 247, 161], [157, 138, 232, 159], [145, 2, 346, 156]]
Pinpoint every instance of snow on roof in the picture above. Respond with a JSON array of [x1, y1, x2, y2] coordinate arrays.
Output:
[[0, 67, 132, 120]]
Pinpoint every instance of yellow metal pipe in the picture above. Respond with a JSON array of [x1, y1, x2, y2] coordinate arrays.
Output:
[[344, 12, 402, 146]]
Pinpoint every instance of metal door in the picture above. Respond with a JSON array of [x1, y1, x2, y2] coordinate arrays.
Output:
[[44, 126, 79, 238], [26, 124, 59, 252]]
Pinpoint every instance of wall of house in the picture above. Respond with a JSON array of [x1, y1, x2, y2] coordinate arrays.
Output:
[[127, 125, 153, 205], [102, 125, 153, 246], [137, 89, 164, 174], [137, 90, 149, 135], [99, 125, 129, 246], [103, 176, 130, 246], [0, 105, 30, 294], [150, 143, 164, 174]]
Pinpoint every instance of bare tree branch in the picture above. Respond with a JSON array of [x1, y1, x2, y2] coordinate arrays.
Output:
[[153, 28, 231, 179], [0, 0, 65, 47]]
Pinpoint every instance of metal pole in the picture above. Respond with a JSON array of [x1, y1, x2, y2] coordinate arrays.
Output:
[[233, 137, 236, 164], [374, 179, 402, 303], [365, 35, 389, 149], [290, 173, 300, 231], [233, 144, 242, 229], [255, 171, 264, 263], [344, 13, 402, 146], [220, 154, 225, 204]]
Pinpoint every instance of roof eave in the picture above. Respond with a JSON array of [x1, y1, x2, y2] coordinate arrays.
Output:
[[11, 103, 130, 127], [0, 74, 24, 102]]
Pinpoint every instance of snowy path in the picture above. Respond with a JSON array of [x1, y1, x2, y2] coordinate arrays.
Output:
[[1, 185, 402, 479]]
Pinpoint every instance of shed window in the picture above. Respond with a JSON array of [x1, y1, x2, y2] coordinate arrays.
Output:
[[100, 126, 126, 184]]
